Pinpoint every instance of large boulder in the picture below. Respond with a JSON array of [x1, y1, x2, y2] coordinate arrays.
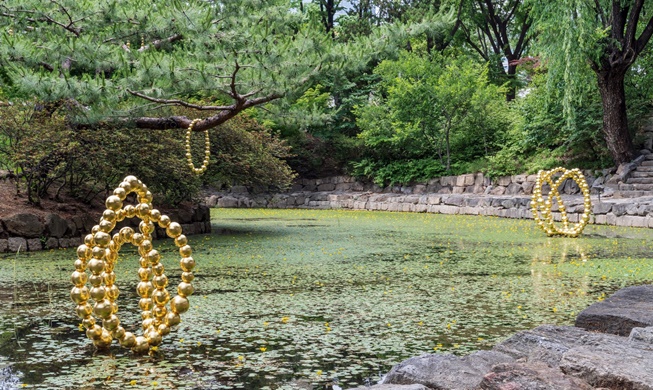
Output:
[[575, 284, 653, 336], [382, 350, 513, 389], [45, 213, 68, 238], [559, 330, 653, 389], [479, 362, 593, 390], [2, 213, 43, 238], [493, 325, 589, 367]]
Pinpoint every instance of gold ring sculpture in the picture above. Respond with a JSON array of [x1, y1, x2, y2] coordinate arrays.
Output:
[[531, 168, 592, 237], [186, 118, 211, 175], [71, 176, 196, 353]]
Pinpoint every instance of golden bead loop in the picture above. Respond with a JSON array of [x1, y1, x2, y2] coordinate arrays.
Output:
[[530, 168, 592, 237], [71, 176, 196, 353], [185, 118, 210, 175]]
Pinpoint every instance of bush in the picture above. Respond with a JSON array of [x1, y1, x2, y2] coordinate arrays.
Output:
[[0, 102, 296, 205]]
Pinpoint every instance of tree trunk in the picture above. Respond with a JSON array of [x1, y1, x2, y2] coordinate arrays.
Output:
[[596, 69, 635, 166], [506, 63, 517, 102]]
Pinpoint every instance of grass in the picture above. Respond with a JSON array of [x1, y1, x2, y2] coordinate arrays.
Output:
[[0, 208, 652, 389]]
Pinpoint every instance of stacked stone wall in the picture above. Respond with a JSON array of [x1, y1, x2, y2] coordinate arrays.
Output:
[[205, 171, 653, 229], [0, 205, 211, 253]]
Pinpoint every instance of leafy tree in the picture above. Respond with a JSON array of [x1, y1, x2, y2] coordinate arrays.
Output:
[[529, 0, 653, 165], [356, 52, 510, 177]]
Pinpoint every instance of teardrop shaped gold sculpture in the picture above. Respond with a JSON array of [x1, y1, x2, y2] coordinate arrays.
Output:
[[71, 176, 196, 353]]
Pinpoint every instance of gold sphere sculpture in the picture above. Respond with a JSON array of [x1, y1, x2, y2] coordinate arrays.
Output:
[[530, 168, 592, 237], [185, 118, 210, 175], [71, 176, 196, 353]]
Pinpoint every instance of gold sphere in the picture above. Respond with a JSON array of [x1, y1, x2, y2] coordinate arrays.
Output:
[[180, 257, 196, 272], [119, 332, 137, 348], [132, 336, 150, 354], [158, 215, 171, 228], [137, 281, 154, 298], [178, 282, 194, 297], [166, 222, 183, 238], [106, 195, 123, 211], [77, 245, 92, 260], [179, 245, 192, 258], [71, 271, 88, 287], [139, 298, 154, 311], [170, 296, 190, 314]]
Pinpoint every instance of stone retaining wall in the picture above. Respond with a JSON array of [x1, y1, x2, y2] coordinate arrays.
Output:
[[283, 171, 613, 197], [206, 172, 653, 229], [0, 205, 211, 253]]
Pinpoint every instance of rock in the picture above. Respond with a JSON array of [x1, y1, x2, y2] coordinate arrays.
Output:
[[479, 362, 593, 390], [349, 385, 430, 390], [493, 325, 589, 366], [593, 202, 612, 214], [0, 239, 6, 252], [2, 213, 44, 238], [8, 237, 27, 252], [629, 326, 653, 344], [559, 330, 653, 389], [206, 195, 219, 207], [318, 183, 336, 191], [45, 213, 68, 238], [490, 186, 506, 195], [26, 238, 42, 251], [521, 181, 535, 194], [44, 237, 59, 249], [383, 350, 513, 389], [218, 196, 239, 208], [497, 176, 512, 186], [607, 154, 646, 184], [230, 185, 249, 194], [575, 284, 653, 336]]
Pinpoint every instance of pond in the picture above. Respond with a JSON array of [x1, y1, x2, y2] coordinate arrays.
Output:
[[1, 208, 652, 389]]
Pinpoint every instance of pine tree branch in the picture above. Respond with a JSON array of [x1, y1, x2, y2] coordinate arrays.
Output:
[[126, 90, 234, 111], [131, 92, 282, 131]]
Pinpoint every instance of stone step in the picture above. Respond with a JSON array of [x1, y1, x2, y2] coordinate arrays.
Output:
[[626, 177, 653, 184], [635, 166, 653, 172], [640, 160, 653, 166], [617, 190, 649, 198], [646, 154, 653, 160], [630, 171, 653, 178]]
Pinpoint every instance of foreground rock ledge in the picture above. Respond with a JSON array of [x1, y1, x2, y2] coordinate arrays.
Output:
[[354, 285, 653, 390]]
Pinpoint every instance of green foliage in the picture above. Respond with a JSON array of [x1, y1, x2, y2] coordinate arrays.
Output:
[[352, 158, 445, 186], [354, 51, 511, 184], [0, 0, 332, 121], [0, 102, 294, 205], [201, 114, 296, 190]]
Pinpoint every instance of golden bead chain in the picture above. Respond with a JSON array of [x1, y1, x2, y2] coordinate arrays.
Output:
[[185, 119, 210, 175], [71, 175, 196, 353], [530, 168, 592, 237]]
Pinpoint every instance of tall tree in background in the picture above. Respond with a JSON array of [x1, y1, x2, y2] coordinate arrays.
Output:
[[531, 0, 653, 165], [458, 0, 532, 101]]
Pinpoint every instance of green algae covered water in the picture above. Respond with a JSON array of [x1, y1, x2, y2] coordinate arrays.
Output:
[[1, 208, 652, 389]]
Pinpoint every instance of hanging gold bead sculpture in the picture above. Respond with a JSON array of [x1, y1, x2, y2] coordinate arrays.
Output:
[[185, 119, 210, 175], [71, 176, 196, 353], [530, 168, 592, 237]]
